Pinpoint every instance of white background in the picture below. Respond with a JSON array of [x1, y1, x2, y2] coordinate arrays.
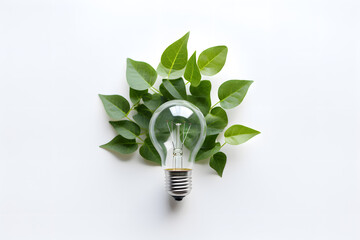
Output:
[[0, 0, 359, 239]]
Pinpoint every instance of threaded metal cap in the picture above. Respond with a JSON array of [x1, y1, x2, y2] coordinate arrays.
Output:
[[165, 169, 192, 201]]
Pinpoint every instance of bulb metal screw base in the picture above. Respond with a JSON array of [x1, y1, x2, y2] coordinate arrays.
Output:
[[165, 169, 192, 201]]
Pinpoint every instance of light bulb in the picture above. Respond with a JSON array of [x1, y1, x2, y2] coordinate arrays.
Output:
[[149, 100, 206, 201]]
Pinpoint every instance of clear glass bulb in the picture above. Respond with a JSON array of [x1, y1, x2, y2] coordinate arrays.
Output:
[[149, 100, 206, 201]]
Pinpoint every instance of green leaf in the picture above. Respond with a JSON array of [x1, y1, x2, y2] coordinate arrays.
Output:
[[99, 94, 130, 120], [109, 120, 140, 140], [142, 93, 164, 112], [205, 107, 228, 135], [198, 46, 228, 76], [133, 104, 152, 129], [196, 142, 221, 161], [161, 32, 190, 72], [184, 51, 201, 86], [200, 134, 218, 149], [187, 96, 210, 116], [187, 80, 212, 116], [189, 79, 211, 97], [126, 58, 157, 90], [160, 78, 187, 100], [159, 84, 173, 101], [218, 80, 253, 109], [210, 152, 227, 177], [157, 62, 185, 79], [139, 137, 161, 164], [129, 88, 147, 104], [224, 125, 260, 145], [100, 135, 138, 154]]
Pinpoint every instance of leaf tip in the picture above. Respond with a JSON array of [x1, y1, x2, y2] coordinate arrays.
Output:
[[221, 45, 228, 51], [182, 31, 190, 41]]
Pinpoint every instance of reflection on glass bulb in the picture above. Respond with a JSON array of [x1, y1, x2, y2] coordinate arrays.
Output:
[[149, 100, 206, 201]]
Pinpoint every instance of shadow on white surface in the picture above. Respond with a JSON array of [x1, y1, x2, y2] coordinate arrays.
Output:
[[167, 195, 184, 213], [102, 149, 135, 161]]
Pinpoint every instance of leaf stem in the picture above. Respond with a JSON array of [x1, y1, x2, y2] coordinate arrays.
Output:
[[125, 116, 133, 121], [185, 81, 190, 85], [210, 100, 221, 110], [129, 102, 139, 112], [220, 142, 226, 148], [137, 135, 144, 142], [150, 87, 162, 95]]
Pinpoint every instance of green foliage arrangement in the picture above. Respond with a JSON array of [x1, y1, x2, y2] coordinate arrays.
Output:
[[99, 32, 260, 177]]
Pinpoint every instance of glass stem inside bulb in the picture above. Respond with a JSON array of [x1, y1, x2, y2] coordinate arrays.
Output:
[[173, 123, 183, 170]]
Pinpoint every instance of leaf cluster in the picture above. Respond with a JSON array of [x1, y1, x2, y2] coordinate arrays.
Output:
[[99, 32, 260, 177]]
